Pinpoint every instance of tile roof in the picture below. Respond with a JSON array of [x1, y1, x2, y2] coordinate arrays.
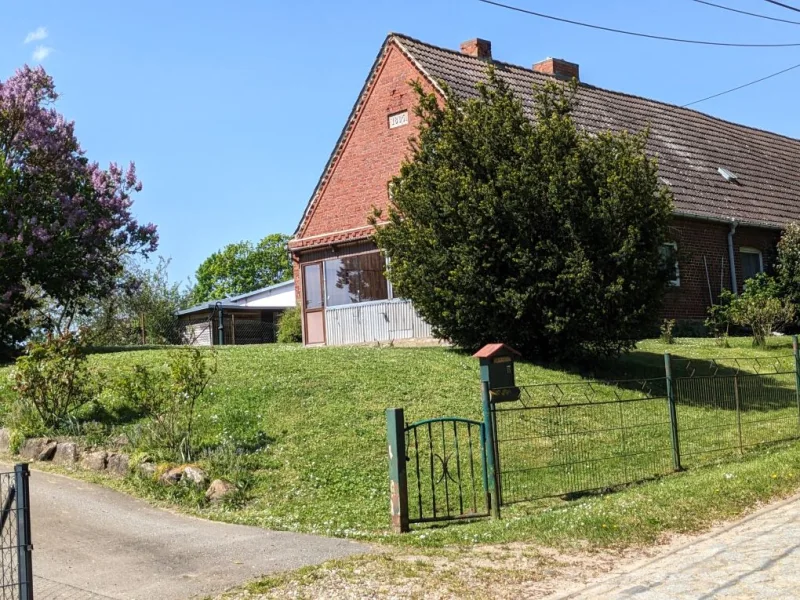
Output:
[[394, 33, 800, 229]]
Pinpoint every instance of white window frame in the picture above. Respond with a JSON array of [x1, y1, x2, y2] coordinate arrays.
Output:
[[662, 242, 680, 287], [739, 247, 764, 277]]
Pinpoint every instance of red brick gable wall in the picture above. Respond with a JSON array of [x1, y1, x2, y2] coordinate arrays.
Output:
[[297, 43, 439, 242]]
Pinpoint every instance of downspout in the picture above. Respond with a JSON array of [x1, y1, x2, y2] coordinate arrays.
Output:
[[727, 221, 738, 295], [215, 302, 225, 346]]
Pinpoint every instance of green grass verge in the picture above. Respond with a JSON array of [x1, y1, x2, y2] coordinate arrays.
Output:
[[1, 336, 799, 551]]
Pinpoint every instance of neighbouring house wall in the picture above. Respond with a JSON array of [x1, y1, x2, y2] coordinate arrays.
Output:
[[238, 287, 296, 308], [663, 217, 780, 321]]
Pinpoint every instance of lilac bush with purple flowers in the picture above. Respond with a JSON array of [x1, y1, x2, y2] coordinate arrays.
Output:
[[0, 65, 158, 352]]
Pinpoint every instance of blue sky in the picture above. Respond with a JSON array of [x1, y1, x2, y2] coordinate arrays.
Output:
[[3, 0, 800, 287]]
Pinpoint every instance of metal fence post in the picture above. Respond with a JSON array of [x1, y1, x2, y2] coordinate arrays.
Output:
[[481, 381, 501, 519], [664, 353, 682, 471], [386, 408, 409, 533], [14, 464, 32, 600], [793, 335, 800, 434]]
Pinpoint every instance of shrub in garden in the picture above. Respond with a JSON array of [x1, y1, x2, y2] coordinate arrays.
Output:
[[11, 332, 99, 431], [372, 71, 674, 360], [659, 319, 676, 344], [276, 306, 302, 343], [718, 274, 795, 347], [118, 348, 216, 461]]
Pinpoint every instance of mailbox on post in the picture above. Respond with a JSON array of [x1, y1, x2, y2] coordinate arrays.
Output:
[[473, 343, 521, 402]]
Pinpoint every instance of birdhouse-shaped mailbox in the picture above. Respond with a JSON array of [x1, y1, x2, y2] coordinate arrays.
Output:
[[473, 343, 521, 402]]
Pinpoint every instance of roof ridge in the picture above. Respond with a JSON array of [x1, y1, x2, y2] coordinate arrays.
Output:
[[390, 32, 800, 147]]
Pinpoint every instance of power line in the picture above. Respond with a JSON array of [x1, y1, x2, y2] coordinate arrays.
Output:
[[477, 0, 800, 46], [764, 0, 800, 13], [694, 0, 800, 25], [682, 60, 800, 106]]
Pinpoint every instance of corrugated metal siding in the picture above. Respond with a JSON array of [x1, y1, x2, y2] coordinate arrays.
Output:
[[324, 299, 433, 345]]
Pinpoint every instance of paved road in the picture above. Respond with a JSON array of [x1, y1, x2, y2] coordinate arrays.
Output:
[[15, 467, 370, 600], [552, 494, 800, 599]]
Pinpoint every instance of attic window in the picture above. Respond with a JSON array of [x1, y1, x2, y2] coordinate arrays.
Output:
[[717, 167, 739, 183]]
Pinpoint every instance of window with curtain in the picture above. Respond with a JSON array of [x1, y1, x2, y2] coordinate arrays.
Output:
[[324, 252, 390, 306]]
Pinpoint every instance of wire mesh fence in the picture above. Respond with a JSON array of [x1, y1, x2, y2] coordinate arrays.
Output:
[[674, 356, 798, 467], [491, 352, 800, 504], [178, 316, 278, 346], [491, 379, 674, 503], [0, 465, 32, 600]]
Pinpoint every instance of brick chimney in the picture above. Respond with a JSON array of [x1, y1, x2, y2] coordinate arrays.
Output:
[[460, 38, 492, 59], [533, 57, 579, 81]]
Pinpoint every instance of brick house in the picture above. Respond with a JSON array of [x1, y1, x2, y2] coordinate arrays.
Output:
[[289, 33, 797, 346]]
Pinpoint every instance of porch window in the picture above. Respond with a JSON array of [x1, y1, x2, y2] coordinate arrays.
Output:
[[740, 247, 763, 283], [324, 251, 390, 306], [303, 263, 323, 310]]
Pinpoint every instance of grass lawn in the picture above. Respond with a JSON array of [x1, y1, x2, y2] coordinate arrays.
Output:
[[2, 336, 800, 552]]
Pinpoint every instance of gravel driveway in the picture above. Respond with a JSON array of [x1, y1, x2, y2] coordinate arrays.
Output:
[[15, 467, 369, 599]]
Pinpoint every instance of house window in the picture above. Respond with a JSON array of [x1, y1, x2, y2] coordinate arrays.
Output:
[[324, 251, 390, 306], [740, 247, 763, 283], [660, 242, 680, 286]]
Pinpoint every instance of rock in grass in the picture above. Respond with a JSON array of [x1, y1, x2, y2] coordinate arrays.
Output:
[[159, 465, 208, 487], [138, 462, 157, 479], [19, 438, 48, 460], [81, 451, 108, 472], [159, 466, 185, 485], [37, 440, 58, 461], [205, 479, 236, 503], [0, 429, 10, 453], [183, 466, 208, 487], [53, 442, 80, 467], [106, 453, 130, 477]]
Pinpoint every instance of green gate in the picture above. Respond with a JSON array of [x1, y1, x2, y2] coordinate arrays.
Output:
[[387, 409, 490, 532]]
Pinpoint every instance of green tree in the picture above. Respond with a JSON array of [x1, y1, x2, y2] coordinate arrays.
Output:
[[191, 233, 291, 303], [373, 71, 674, 360], [75, 257, 187, 346], [776, 222, 800, 313]]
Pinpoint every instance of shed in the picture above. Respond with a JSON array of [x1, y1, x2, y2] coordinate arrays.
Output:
[[176, 280, 295, 346]]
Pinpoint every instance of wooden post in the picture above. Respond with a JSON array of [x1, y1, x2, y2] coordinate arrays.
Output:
[[386, 408, 409, 533], [231, 314, 236, 345]]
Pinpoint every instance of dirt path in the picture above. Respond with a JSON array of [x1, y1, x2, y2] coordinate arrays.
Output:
[[18, 467, 370, 600], [224, 494, 800, 599]]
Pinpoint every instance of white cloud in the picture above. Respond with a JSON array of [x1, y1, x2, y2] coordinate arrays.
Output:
[[24, 27, 48, 44], [31, 46, 52, 62]]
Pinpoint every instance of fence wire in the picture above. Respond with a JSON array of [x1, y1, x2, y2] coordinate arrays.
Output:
[[492, 379, 674, 503], [0, 466, 31, 600], [491, 355, 800, 504], [675, 356, 798, 466]]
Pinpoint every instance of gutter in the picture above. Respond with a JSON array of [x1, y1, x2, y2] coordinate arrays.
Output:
[[673, 210, 782, 231], [727, 221, 738, 295]]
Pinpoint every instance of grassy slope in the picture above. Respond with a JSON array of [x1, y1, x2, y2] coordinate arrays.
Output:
[[2, 336, 800, 550]]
